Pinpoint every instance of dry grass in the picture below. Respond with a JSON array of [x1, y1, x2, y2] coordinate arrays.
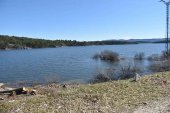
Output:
[[0, 72, 170, 113]]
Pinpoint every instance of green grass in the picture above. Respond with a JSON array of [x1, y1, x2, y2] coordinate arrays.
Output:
[[0, 72, 170, 113]]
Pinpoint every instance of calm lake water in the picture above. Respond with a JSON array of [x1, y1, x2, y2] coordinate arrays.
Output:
[[0, 44, 165, 83]]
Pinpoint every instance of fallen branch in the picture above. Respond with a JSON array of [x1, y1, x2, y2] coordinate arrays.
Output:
[[0, 87, 36, 95]]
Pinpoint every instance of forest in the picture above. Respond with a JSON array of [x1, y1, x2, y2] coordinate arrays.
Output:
[[0, 35, 137, 50]]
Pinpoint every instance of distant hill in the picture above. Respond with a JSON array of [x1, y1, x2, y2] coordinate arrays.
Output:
[[105, 38, 166, 43], [126, 38, 165, 43]]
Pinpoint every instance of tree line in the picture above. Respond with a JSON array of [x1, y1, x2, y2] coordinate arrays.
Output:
[[0, 35, 137, 50]]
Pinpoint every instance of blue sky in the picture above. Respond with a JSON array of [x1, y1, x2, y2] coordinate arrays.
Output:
[[0, 0, 167, 41]]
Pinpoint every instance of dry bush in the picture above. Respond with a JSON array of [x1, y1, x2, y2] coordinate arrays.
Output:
[[90, 66, 141, 83], [147, 49, 170, 72], [149, 60, 170, 72], [119, 66, 141, 80], [147, 49, 170, 62], [44, 75, 59, 84], [90, 73, 111, 83], [147, 54, 161, 61], [93, 50, 119, 62], [134, 52, 145, 60], [90, 68, 115, 83], [92, 53, 100, 59], [161, 49, 170, 60]]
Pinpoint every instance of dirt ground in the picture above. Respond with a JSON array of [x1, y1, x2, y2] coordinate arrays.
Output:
[[133, 97, 170, 113]]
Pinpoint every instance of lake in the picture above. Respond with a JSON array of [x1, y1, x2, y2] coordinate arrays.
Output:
[[0, 43, 165, 83]]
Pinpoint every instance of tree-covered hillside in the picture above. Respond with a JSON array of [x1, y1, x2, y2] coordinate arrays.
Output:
[[0, 35, 137, 50]]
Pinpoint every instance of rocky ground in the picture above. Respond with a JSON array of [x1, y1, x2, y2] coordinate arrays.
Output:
[[133, 97, 170, 113]]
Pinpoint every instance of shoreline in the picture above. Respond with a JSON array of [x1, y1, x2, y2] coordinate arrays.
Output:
[[0, 71, 170, 113], [0, 42, 165, 52]]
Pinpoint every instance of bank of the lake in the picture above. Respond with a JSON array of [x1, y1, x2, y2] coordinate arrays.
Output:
[[0, 72, 170, 113]]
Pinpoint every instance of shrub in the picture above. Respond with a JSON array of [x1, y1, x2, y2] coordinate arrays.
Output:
[[92, 53, 100, 59], [90, 66, 141, 83], [148, 60, 170, 72], [147, 49, 170, 62], [134, 52, 145, 60], [90, 68, 115, 83], [161, 49, 170, 60], [91, 73, 111, 83], [93, 50, 119, 62], [100, 50, 119, 61], [147, 49, 170, 61], [44, 75, 59, 84], [147, 54, 161, 61], [119, 66, 141, 80]]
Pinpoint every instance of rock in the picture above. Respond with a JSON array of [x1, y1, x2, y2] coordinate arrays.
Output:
[[0, 83, 4, 87], [134, 73, 140, 82], [9, 100, 15, 102], [29, 90, 37, 95], [4, 87, 14, 90], [62, 84, 67, 88], [0, 97, 4, 100], [0, 88, 5, 91], [142, 102, 148, 105]]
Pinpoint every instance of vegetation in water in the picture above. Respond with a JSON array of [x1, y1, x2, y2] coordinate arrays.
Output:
[[147, 54, 161, 61], [134, 52, 145, 60], [147, 49, 170, 72], [93, 50, 119, 62], [90, 66, 141, 84], [148, 60, 170, 72]]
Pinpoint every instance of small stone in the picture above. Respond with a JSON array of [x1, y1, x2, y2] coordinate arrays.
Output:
[[134, 73, 140, 82], [62, 84, 67, 88], [4, 87, 14, 90], [0, 83, 4, 87], [142, 102, 147, 105], [58, 106, 62, 109], [167, 109, 170, 112], [30, 90, 37, 95], [9, 100, 15, 102]]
